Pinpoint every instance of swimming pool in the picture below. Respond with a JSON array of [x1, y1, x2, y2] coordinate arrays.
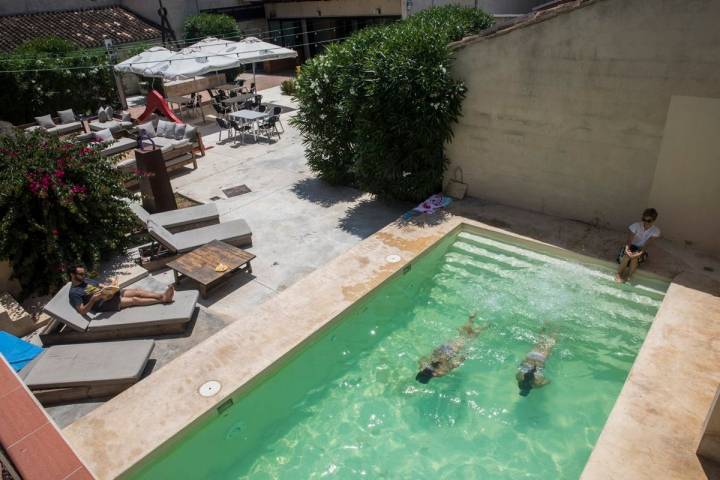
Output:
[[126, 229, 667, 479]]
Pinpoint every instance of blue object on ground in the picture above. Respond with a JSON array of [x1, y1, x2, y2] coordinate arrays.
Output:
[[0, 331, 43, 372]]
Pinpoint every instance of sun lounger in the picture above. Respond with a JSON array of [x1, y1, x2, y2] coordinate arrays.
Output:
[[140, 218, 252, 270], [1, 332, 154, 405], [39, 276, 199, 346], [127, 201, 220, 233]]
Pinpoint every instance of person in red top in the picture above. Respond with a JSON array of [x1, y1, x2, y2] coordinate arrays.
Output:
[[615, 208, 660, 283]]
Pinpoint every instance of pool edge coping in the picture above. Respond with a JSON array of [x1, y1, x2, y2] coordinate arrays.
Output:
[[61, 213, 719, 479]]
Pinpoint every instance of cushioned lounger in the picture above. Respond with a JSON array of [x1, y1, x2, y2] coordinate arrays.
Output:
[[127, 201, 219, 232], [18, 340, 154, 405], [148, 218, 252, 253], [40, 276, 199, 345]]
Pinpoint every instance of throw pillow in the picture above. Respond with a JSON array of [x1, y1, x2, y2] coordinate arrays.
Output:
[[106, 106, 114, 120], [138, 121, 156, 138], [121, 111, 132, 122], [156, 119, 176, 139], [97, 107, 107, 123], [35, 115, 56, 129], [183, 125, 197, 142], [174, 123, 186, 140], [57, 109, 76, 125], [94, 128, 114, 142]]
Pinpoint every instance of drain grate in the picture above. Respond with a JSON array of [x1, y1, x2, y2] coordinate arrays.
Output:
[[222, 184, 251, 198]]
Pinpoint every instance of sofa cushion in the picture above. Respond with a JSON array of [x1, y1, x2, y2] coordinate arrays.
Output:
[[101, 137, 135, 157], [94, 128, 114, 142], [138, 121, 156, 138], [35, 114, 55, 129], [121, 111, 132, 122], [174, 123, 186, 140], [156, 119, 176, 139], [184, 124, 197, 142], [45, 122, 81, 135], [97, 107, 108, 123], [57, 109, 76, 124], [89, 119, 133, 133]]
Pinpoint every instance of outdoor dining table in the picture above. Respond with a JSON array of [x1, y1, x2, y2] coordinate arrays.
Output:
[[229, 109, 269, 142], [221, 94, 255, 110]]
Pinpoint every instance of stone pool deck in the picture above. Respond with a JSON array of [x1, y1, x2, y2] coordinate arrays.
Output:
[[61, 210, 720, 479]]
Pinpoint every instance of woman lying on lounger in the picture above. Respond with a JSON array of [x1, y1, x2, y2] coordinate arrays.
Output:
[[67, 264, 174, 315], [416, 313, 487, 384], [516, 328, 556, 396]]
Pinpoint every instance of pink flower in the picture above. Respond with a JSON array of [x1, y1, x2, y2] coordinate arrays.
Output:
[[71, 184, 87, 194], [54, 169, 65, 179], [52, 228, 59, 236]]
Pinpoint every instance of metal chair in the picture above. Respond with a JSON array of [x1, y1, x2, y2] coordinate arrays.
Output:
[[212, 101, 231, 117], [215, 117, 232, 141], [256, 105, 267, 113], [272, 106, 284, 133], [258, 116, 280, 142], [229, 119, 253, 144]]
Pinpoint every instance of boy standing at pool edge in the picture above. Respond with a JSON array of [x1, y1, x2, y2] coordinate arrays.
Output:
[[615, 208, 660, 283]]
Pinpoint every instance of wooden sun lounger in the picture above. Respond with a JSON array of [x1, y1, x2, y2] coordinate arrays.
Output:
[[40, 277, 199, 346]]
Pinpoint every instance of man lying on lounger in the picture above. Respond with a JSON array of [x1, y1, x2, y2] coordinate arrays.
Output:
[[416, 313, 486, 384], [67, 264, 174, 315]]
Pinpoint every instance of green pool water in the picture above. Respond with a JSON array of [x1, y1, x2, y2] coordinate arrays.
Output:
[[128, 229, 668, 479]]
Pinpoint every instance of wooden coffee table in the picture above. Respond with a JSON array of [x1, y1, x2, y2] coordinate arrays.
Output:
[[166, 240, 255, 298]]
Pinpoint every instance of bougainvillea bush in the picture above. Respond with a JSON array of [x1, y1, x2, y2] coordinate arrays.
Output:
[[292, 6, 493, 201], [0, 130, 136, 296]]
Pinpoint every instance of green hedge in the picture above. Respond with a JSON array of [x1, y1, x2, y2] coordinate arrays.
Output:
[[292, 6, 493, 201], [0, 130, 136, 296], [0, 37, 120, 125], [184, 13, 238, 42]]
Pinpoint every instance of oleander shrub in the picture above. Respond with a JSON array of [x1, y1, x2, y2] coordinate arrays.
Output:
[[280, 78, 296, 96], [184, 13, 238, 42], [0, 36, 119, 125], [0, 130, 136, 296], [292, 6, 493, 201]]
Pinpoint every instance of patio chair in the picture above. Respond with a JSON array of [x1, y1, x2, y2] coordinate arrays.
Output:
[[40, 275, 199, 346], [253, 94, 263, 107], [230, 119, 253, 144], [1, 332, 154, 405], [216, 117, 232, 141], [126, 200, 219, 233], [147, 218, 252, 257], [256, 105, 267, 113], [258, 116, 281, 142], [272, 106, 285, 133]]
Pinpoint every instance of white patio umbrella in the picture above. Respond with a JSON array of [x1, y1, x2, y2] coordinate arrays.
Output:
[[159, 37, 297, 82], [114, 46, 175, 77]]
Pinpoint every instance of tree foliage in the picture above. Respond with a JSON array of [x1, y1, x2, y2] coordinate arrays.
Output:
[[184, 13, 238, 42], [0, 36, 119, 125], [0, 130, 136, 296], [292, 6, 493, 201]]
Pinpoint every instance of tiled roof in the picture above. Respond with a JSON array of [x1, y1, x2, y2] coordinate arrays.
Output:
[[0, 6, 162, 52]]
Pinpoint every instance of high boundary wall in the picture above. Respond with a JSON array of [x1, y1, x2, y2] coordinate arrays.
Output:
[[445, 0, 720, 255]]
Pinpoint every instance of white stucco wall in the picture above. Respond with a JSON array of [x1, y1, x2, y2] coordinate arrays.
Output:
[[445, 0, 720, 254]]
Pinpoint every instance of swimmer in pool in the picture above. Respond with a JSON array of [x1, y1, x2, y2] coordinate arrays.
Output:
[[415, 313, 486, 384], [516, 329, 555, 396]]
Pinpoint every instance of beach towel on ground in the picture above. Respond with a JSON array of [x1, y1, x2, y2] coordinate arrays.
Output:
[[403, 193, 453, 220], [0, 331, 43, 372]]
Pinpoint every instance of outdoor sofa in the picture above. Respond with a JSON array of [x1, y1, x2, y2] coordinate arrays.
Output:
[[135, 116, 206, 156], [127, 201, 220, 233], [21, 109, 83, 136], [2, 332, 155, 405], [77, 130, 137, 157], [40, 276, 199, 346]]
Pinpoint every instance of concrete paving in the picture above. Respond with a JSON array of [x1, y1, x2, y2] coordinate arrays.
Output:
[[46, 87, 408, 427]]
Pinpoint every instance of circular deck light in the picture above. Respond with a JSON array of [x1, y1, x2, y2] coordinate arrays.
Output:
[[386, 254, 402, 263], [199, 380, 222, 397]]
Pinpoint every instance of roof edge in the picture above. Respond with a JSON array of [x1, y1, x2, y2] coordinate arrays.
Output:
[[450, 0, 606, 50]]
